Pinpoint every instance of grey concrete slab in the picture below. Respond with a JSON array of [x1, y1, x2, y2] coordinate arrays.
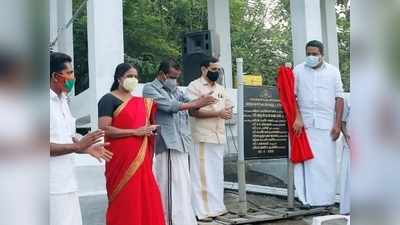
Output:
[[76, 165, 106, 195], [80, 195, 107, 225]]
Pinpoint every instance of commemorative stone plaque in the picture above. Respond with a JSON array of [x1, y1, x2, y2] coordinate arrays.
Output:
[[243, 86, 288, 160]]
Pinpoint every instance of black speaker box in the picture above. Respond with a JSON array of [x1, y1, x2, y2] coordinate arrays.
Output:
[[182, 30, 212, 86]]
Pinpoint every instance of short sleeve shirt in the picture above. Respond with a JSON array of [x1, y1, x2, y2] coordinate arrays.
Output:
[[50, 90, 77, 194], [294, 62, 344, 130], [98, 93, 123, 117], [186, 76, 232, 144]]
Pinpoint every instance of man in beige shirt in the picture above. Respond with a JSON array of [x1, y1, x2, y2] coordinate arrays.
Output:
[[186, 56, 233, 222]]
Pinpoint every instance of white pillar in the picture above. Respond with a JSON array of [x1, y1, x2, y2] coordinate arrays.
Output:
[[320, 0, 339, 68], [49, 0, 59, 51], [56, 0, 74, 57], [87, 0, 124, 130], [290, 0, 339, 67], [49, 0, 74, 56], [207, 0, 233, 88], [290, 0, 323, 65]]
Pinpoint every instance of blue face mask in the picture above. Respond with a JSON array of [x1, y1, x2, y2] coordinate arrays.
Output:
[[305, 55, 321, 68]]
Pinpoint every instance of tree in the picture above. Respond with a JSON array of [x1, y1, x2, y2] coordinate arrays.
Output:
[[230, 0, 292, 87], [122, 0, 208, 83], [336, 0, 350, 91], [72, 0, 88, 95], [230, 0, 350, 91], [71, 0, 350, 93]]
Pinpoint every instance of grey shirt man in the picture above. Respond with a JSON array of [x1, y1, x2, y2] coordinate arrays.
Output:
[[142, 79, 192, 154]]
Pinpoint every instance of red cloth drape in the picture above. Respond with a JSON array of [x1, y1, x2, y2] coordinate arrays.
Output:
[[105, 97, 165, 225], [277, 66, 314, 163]]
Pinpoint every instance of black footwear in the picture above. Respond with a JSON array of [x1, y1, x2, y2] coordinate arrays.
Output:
[[299, 204, 311, 210], [197, 217, 213, 222]]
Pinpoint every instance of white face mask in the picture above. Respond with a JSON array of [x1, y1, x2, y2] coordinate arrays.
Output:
[[163, 78, 177, 91], [122, 77, 138, 92], [305, 55, 321, 68]]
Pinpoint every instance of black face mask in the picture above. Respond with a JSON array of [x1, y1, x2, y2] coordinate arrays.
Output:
[[207, 70, 219, 82]]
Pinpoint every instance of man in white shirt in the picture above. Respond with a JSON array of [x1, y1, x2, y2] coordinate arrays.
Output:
[[50, 52, 113, 225], [186, 57, 233, 222], [292, 40, 344, 207]]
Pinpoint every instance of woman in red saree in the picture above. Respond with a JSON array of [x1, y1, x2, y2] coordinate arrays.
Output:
[[98, 63, 165, 225]]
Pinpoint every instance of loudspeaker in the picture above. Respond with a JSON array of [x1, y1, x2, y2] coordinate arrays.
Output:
[[182, 30, 213, 86]]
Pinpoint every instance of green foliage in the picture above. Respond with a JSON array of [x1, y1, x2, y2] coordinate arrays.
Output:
[[72, 0, 88, 95], [230, 0, 292, 87], [336, 1, 350, 91], [122, 0, 208, 83], [72, 0, 350, 93]]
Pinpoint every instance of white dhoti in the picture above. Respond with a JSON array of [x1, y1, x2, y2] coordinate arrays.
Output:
[[50, 192, 82, 225], [294, 128, 337, 206], [154, 149, 197, 225], [190, 143, 227, 219], [340, 144, 350, 214]]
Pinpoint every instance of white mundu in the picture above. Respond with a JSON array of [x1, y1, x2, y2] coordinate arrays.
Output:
[[340, 94, 351, 214], [293, 62, 344, 206], [186, 77, 232, 219], [190, 142, 226, 219], [50, 90, 82, 225], [154, 149, 197, 225]]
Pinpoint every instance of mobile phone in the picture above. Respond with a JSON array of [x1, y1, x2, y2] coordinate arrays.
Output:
[[151, 125, 159, 134]]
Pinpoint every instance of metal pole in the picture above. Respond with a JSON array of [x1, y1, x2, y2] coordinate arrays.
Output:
[[287, 141, 295, 209], [236, 58, 247, 216]]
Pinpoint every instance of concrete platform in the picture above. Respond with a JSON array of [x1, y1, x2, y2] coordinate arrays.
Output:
[[79, 191, 346, 225], [76, 161, 345, 225]]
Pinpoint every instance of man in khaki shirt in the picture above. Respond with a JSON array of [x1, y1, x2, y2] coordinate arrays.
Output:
[[186, 56, 233, 222]]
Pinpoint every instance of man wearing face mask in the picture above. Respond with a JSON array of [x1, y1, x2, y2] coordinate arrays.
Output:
[[292, 40, 344, 208], [186, 56, 233, 222], [142, 59, 216, 225], [50, 52, 113, 225]]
